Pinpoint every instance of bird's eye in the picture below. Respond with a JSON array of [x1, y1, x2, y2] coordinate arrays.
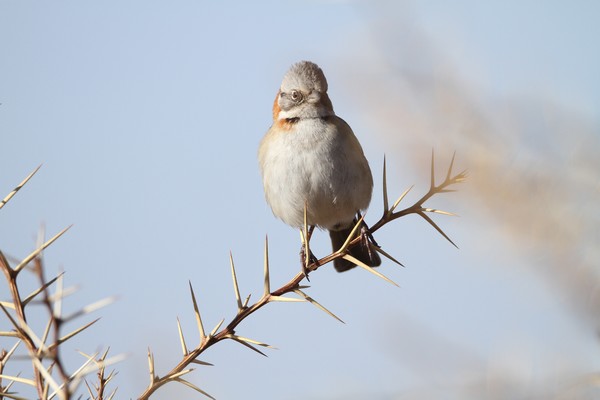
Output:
[[290, 90, 302, 102]]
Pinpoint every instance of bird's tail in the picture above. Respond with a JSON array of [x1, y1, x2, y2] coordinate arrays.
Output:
[[329, 223, 381, 272]]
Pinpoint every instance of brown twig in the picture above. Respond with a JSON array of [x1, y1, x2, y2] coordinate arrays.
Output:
[[0, 166, 119, 400], [138, 152, 466, 399], [1, 156, 466, 399], [0, 251, 47, 400]]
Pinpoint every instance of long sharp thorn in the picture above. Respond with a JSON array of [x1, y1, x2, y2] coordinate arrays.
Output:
[[446, 151, 456, 181], [302, 202, 310, 272], [39, 320, 52, 353], [242, 294, 252, 308], [100, 346, 111, 360], [342, 254, 399, 287], [53, 269, 64, 318], [227, 335, 268, 357], [176, 317, 188, 355], [233, 335, 275, 348], [382, 155, 389, 213], [50, 318, 100, 349], [63, 295, 117, 322], [15, 225, 72, 274], [76, 350, 95, 361], [372, 245, 404, 267], [191, 359, 214, 366], [263, 235, 270, 296], [270, 295, 305, 303], [22, 273, 64, 306], [1, 341, 21, 366], [430, 148, 435, 189], [4, 376, 21, 392], [229, 251, 242, 310], [107, 389, 119, 400], [210, 318, 224, 336], [83, 379, 94, 398], [422, 208, 458, 217], [294, 289, 344, 323], [188, 282, 206, 339], [0, 164, 41, 210], [339, 215, 365, 253], [0, 374, 36, 387], [173, 378, 216, 400], [0, 303, 20, 330], [166, 368, 194, 380], [391, 185, 413, 213], [147, 348, 155, 383], [418, 211, 458, 248]]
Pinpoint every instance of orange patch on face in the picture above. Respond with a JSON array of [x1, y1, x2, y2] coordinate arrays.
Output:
[[272, 90, 281, 121], [271, 90, 297, 131]]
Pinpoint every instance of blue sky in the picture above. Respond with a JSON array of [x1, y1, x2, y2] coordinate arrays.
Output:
[[1, 1, 599, 399]]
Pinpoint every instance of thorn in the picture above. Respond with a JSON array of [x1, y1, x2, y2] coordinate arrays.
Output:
[[390, 185, 413, 213], [418, 211, 459, 248], [188, 282, 206, 339], [382, 155, 389, 213], [269, 295, 305, 303], [372, 245, 404, 267], [342, 254, 399, 287], [338, 215, 365, 253], [226, 334, 270, 357], [0, 164, 42, 210], [422, 208, 458, 217], [50, 318, 101, 349], [242, 293, 252, 308], [209, 318, 224, 337], [14, 225, 72, 274], [263, 236, 270, 297], [229, 251, 243, 311], [176, 317, 188, 356], [430, 148, 435, 189], [172, 377, 216, 400], [446, 151, 456, 181], [147, 348, 156, 384], [294, 289, 344, 323], [190, 359, 214, 367]]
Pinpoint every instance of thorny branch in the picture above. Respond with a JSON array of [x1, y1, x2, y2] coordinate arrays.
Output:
[[1, 154, 466, 399], [0, 166, 119, 400], [138, 152, 466, 399]]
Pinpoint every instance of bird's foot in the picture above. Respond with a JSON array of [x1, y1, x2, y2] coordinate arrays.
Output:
[[299, 247, 319, 281], [359, 221, 382, 267]]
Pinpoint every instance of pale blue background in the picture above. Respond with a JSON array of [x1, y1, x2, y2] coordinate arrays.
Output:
[[1, 1, 599, 399]]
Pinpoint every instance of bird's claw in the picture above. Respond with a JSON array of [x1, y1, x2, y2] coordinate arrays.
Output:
[[299, 247, 319, 281], [358, 219, 382, 267]]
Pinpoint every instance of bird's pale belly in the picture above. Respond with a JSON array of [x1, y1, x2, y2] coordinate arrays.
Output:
[[264, 148, 361, 230]]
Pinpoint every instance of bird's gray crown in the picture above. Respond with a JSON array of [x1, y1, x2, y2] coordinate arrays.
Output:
[[280, 61, 328, 93]]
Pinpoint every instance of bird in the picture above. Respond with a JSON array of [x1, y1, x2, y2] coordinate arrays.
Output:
[[258, 61, 381, 273]]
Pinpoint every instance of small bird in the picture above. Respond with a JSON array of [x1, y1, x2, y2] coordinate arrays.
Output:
[[258, 61, 381, 273]]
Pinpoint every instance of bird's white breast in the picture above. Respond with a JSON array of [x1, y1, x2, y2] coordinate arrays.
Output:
[[259, 117, 372, 230]]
